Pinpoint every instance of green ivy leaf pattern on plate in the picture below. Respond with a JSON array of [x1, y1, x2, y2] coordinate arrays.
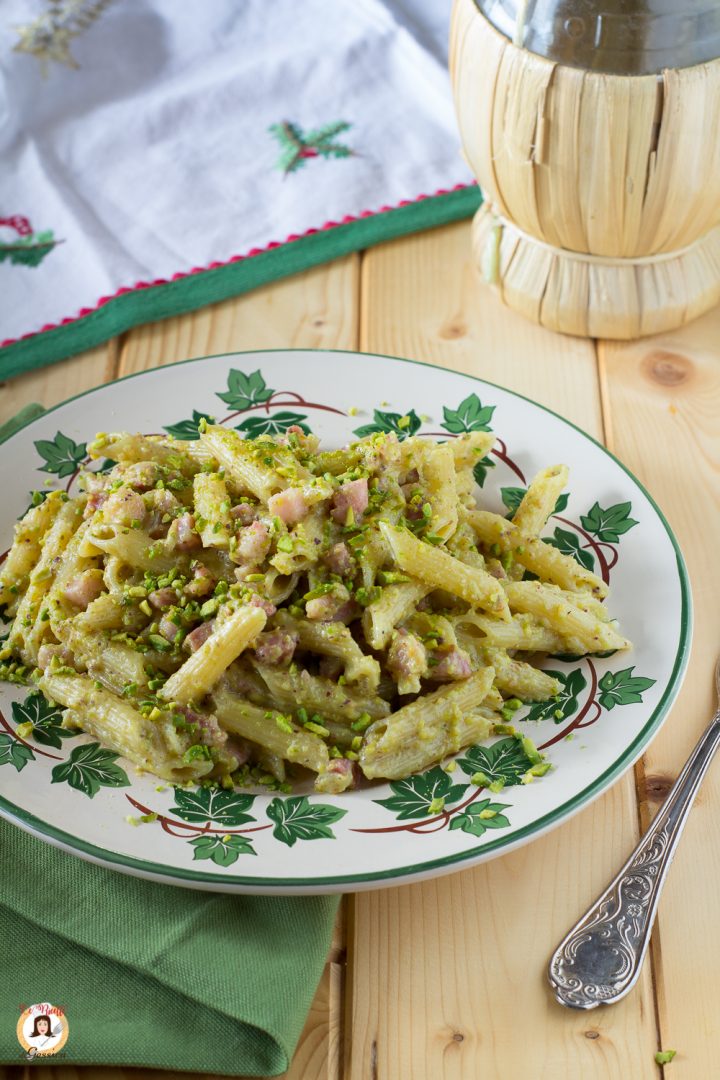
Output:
[[11, 690, 79, 749], [598, 667, 656, 710], [473, 455, 495, 488], [216, 369, 274, 410], [580, 501, 638, 544], [448, 798, 512, 838], [457, 736, 536, 787], [543, 527, 595, 572], [169, 786, 256, 826], [189, 835, 256, 865], [524, 668, 587, 724], [163, 411, 215, 441], [0, 732, 34, 771], [34, 431, 87, 478], [442, 394, 495, 434], [51, 742, 131, 798], [374, 766, 468, 820], [236, 412, 310, 438], [353, 409, 421, 441], [266, 795, 347, 846], [500, 487, 569, 519]]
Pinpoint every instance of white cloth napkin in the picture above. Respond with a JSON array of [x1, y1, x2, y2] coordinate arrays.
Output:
[[0, 0, 473, 349]]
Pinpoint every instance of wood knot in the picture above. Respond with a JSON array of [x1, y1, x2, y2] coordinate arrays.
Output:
[[644, 351, 693, 387], [312, 317, 326, 328], [439, 321, 467, 340], [585, 1030, 600, 1040], [452, 1032, 464, 1043], [645, 773, 674, 802]]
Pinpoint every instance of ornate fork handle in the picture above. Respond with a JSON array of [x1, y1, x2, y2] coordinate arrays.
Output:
[[548, 709, 720, 1009]]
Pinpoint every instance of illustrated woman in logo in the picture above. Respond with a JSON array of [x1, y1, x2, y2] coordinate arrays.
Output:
[[27, 1014, 61, 1050]]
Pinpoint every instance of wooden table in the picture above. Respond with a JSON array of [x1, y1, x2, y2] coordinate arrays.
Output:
[[2, 219, 718, 1079]]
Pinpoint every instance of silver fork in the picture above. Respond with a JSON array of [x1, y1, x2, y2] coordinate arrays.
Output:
[[548, 662, 720, 1009]]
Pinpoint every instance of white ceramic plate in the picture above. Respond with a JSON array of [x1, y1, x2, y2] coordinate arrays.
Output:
[[0, 350, 691, 893]]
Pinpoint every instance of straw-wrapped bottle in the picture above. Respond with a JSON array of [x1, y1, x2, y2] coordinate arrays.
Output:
[[450, 0, 720, 338]]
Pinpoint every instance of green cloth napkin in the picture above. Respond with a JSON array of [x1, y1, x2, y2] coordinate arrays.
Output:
[[1, 403, 339, 1076], [0, 818, 339, 1074]]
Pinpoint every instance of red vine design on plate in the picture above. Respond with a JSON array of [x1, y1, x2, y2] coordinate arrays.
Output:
[[352, 784, 486, 835], [219, 390, 346, 425], [125, 794, 271, 838], [537, 659, 602, 751]]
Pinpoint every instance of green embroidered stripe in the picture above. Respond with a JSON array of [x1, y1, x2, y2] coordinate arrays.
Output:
[[0, 186, 482, 381]]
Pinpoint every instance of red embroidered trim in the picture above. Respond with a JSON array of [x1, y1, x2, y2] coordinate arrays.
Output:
[[0, 184, 472, 349]]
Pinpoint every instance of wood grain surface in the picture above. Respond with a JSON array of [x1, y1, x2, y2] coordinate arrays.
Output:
[[1, 219, 717, 1079]]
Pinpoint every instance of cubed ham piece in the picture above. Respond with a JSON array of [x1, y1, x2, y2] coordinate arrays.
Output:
[[429, 647, 473, 682], [268, 487, 309, 525], [253, 629, 298, 667], [176, 706, 227, 747], [387, 629, 428, 693], [184, 620, 216, 652], [323, 541, 355, 577], [315, 757, 359, 793], [37, 643, 75, 670], [63, 571, 104, 610], [331, 478, 368, 524], [158, 615, 179, 643], [103, 488, 147, 528], [169, 512, 202, 552], [183, 564, 216, 598], [305, 586, 355, 622], [83, 490, 107, 518], [248, 594, 277, 618], [229, 502, 259, 526], [122, 461, 161, 491], [148, 587, 177, 609], [235, 521, 271, 563]]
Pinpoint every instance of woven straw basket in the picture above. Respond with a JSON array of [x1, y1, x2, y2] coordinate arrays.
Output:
[[450, 0, 720, 338]]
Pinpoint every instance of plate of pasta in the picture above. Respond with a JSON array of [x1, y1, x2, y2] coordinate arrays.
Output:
[[0, 350, 690, 892]]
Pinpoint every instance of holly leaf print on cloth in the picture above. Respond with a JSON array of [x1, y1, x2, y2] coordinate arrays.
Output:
[[164, 411, 215, 440], [544, 527, 595, 572], [12, 690, 78, 749], [353, 409, 421, 441], [266, 796, 347, 846], [189, 835, 256, 865], [236, 412, 310, 438], [51, 743, 131, 797], [0, 230, 59, 268], [598, 667, 656, 710], [216, 369, 274, 410], [270, 120, 354, 174], [442, 394, 495, 434], [524, 668, 587, 724], [169, 787, 256, 826], [0, 733, 35, 772], [580, 502, 638, 544], [457, 736, 536, 787], [374, 766, 468, 820], [448, 799, 511, 838], [34, 431, 87, 477]]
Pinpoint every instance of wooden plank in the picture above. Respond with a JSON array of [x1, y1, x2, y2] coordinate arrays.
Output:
[[0, 342, 119, 426], [348, 220, 659, 1079], [599, 309, 720, 1080], [117, 258, 359, 375]]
